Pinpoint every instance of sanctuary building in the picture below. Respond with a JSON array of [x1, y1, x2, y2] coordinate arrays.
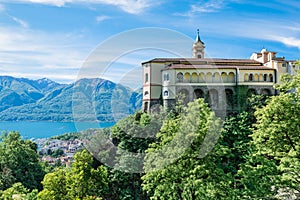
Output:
[[142, 30, 296, 113]]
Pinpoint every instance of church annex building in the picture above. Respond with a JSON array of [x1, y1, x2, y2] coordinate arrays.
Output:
[[142, 31, 296, 113]]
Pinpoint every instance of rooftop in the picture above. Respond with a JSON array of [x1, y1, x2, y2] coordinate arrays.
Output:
[[163, 64, 275, 70], [142, 58, 263, 66]]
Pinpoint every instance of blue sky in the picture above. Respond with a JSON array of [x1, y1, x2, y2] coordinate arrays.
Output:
[[0, 0, 299, 87]]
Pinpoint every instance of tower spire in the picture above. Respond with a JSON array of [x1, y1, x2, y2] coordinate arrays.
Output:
[[192, 29, 205, 58], [195, 29, 204, 44]]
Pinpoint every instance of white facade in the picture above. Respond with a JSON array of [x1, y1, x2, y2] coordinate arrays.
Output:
[[142, 33, 295, 113]]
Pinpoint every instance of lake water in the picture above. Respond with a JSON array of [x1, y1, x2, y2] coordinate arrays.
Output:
[[0, 121, 115, 139]]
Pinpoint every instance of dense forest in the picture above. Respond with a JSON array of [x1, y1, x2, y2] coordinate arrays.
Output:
[[0, 64, 299, 199]]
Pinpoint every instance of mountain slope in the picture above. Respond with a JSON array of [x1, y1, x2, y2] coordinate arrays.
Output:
[[0, 76, 142, 122]]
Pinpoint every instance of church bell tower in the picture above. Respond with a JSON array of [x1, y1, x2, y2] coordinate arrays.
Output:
[[192, 29, 205, 59]]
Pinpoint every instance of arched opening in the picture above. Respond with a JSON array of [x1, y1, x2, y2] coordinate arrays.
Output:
[[143, 102, 149, 112], [249, 74, 254, 82], [177, 72, 183, 82], [263, 74, 268, 82], [228, 72, 235, 83], [164, 90, 169, 97], [144, 91, 149, 96], [269, 74, 273, 82], [244, 74, 249, 82], [221, 72, 227, 83], [184, 72, 191, 83], [261, 88, 271, 96], [208, 89, 218, 108], [206, 72, 213, 83], [254, 74, 259, 82], [213, 72, 221, 83], [247, 88, 257, 97], [194, 89, 204, 99], [259, 74, 263, 82], [191, 72, 198, 83], [225, 89, 234, 109], [199, 73, 205, 83], [178, 89, 189, 105]]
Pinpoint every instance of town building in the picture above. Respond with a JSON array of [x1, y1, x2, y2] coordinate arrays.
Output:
[[142, 30, 296, 113]]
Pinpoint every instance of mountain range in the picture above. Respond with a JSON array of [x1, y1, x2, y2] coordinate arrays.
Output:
[[0, 76, 142, 122]]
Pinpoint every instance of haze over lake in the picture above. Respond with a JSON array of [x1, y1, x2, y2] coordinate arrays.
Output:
[[0, 121, 115, 139]]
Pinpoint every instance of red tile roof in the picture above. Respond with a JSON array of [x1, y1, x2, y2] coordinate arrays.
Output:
[[142, 58, 263, 66], [163, 64, 274, 70]]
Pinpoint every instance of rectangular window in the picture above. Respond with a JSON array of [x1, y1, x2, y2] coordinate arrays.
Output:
[[145, 73, 149, 83]]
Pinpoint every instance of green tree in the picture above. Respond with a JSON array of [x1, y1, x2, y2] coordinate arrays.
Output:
[[0, 182, 38, 200], [37, 168, 67, 200], [0, 132, 45, 190], [38, 149, 108, 200], [142, 99, 227, 199], [238, 66, 300, 199], [107, 111, 163, 200], [66, 149, 108, 199]]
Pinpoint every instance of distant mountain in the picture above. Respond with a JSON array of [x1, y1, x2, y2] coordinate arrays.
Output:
[[0, 76, 142, 122]]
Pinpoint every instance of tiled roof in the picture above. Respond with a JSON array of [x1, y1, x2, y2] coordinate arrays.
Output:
[[142, 58, 262, 66], [163, 64, 274, 70]]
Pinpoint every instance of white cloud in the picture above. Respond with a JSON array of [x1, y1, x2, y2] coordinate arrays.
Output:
[[0, 27, 91, 83], [96, 15, 111, 23], [270, 36, 300, 50], [10, 16, 29, 28], [0, 0, 155, 14], [191, 0, 225, 13]]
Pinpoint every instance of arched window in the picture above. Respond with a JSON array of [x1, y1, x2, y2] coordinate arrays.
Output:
[[144, 91, 149, 96], [177, 72, 183, 82], [244, 74, 249, 82], [221, 72, 227, 83], [145, 73, 149, 83], [228, 72, 235, 83], [247, 89, 257, 97], [261, 89, 271, 95], [194, 89, 204, 99], [213, 72, 220, 83], [249, 74, 253, 82], [164, 73, 170, 81], [263, 74, 268, 82], [269, 74, 273, 82], [184, 73, 191, 83], [164, 90, 169, 97], [191, 72, 198, 83]]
